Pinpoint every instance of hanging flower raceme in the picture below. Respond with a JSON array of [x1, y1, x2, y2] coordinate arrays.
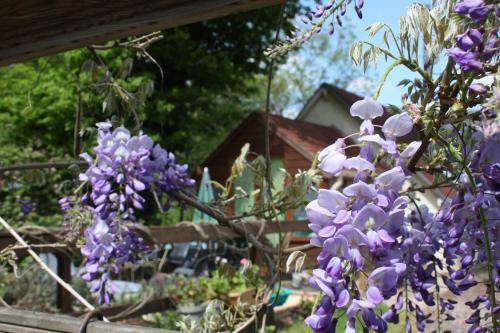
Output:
[[266, 0, 368, 58], [433, 128, 500, 331], [304, 90, 500, 332], [61, 121, 195, 304], [305, 97, 421, 332], [446, 0, 499, 72]]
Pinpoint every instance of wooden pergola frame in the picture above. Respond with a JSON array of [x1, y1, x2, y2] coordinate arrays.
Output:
[[0, 220, 310, 316], [0, 0, 282, 66]]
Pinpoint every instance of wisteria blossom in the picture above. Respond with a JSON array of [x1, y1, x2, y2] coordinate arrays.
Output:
[[61, 122, 194, 303], [305, 80, 499, 331], [306, 97, 418, 332], [447, 0, 499, 71]]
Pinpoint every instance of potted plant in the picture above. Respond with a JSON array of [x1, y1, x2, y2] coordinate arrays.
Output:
[[210, 258, 262, 306], [164, 274, 209, 321]]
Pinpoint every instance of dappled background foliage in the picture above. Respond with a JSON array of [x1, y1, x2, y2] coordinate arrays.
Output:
[[0, 4, 301, 226]]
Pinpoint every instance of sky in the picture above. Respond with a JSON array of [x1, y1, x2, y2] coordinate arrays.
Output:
[[349, 0, 422, 104], [295, 0, 426, 105]]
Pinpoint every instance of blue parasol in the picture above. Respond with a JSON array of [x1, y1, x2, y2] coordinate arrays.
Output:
[[192, 167, 217, 223]]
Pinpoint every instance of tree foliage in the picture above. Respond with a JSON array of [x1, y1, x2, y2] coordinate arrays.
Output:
[[0, 3, 301, 225]]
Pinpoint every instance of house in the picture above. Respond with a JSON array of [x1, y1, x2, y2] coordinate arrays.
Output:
[[199, 84, 446, 270], [297, 83, 366, 137], [202, 111, 346, 218], [201, 83, 443, 219]]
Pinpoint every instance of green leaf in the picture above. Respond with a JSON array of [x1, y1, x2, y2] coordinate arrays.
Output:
[[116, 58, 134, 80], [383, 30, 391, 49], [365, 22, 385, 37], [286, 251, 306, 273], [349, 41, 363, 66]]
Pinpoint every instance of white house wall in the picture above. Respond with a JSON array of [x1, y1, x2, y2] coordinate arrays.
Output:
[[298, 93, 359, 137], [297, 86, 444, 209]]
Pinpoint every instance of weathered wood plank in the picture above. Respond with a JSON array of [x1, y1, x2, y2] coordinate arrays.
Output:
[[144, 220, 309, 243], [72, 296, 174, 320], [0, 308, 173, 333], [0, 0, 282, 66], [0, 322, 56, 333], [55, 253, 72, 313]]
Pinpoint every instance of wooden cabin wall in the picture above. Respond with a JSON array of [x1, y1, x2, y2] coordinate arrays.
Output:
[[204, 123, 284, 185], [283, 143, 313, 175]]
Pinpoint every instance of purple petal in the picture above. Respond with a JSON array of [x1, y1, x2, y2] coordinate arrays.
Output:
[[399, 141, 422, 160], [343, 156, 375, 172], [352, 203, 387, 230], [132, 178, 146, 191], [318, 139, 345, 161], [333, 209, 350, 224], [359, 134, 387, 146], [366, 229, 381, 249], [318, 225, 336, 238], [319, 150, 347, 176], [337, 225, 367, 246], [349, 248, 364, 269], [375, 166, 406, 190], [378, 229, 395, 243], [367, 286, 384, 304], [306, 200, 334, 226], [112, 127, 131, 141], [336, 289, 350, 307], [343, 181, 377, 199], [469, 83, 488, 94], [318, 189, 348, 212], [382, 113, 413, 139], [350, 97, 384, 120], [323, 235, 350, 258], [314, 277, 335, 299], [360, 119, 375, 134]]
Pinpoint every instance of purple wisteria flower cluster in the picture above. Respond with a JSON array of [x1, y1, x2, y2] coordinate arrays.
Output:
[[434, 129, 500, 332], [447, 0, 499, 72], [305, 92, 500, 332], [61, 121, 195, 304], [305, 97, 421, 332], [301, 0, 365, 37], [266, 0, 367, 57]]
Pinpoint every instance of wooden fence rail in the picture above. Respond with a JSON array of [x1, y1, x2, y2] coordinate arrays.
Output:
[[0, 307, 173, 333], [0, 220, 310, 250]]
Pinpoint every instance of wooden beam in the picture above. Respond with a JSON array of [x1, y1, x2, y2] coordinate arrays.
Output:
[[0, 0, 282, 66], [0, 220, 310, 248], [0, 322, 53, 333], [78, 296, 174, 321], [56, 253, 73, 313], [0, 308, 174, 333], [144, 220, 310, 243]]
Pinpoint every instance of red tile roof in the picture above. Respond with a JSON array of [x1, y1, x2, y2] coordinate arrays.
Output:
[[202, 112, 347, 169], [256, 112, 345, 161]]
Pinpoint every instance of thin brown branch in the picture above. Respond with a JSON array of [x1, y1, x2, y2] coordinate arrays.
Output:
[[74, 74, 82, 159], [0, 215, 103, 318], [0, 160, 87, 172], [169, 191, 283, 255], [407, 59, 456, 172], [2, 243, 67, 252], [0, 296, 10, 308], [89, 32, 163, 50]]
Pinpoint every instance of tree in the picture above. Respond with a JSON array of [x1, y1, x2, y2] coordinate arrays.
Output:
[[251, 17, 375, 116], [0, 3, 301, 226]]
